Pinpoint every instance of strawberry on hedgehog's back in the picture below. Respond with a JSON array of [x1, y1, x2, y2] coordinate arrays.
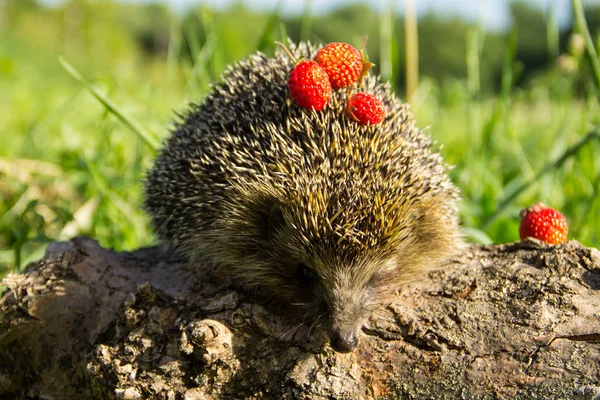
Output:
[[144, 41, 461, 353]]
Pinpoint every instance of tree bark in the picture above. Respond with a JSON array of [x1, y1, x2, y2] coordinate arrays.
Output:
[[1, 237, 599, 399]]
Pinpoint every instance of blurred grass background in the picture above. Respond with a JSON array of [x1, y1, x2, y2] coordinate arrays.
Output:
[[1, 0, 600, 280]]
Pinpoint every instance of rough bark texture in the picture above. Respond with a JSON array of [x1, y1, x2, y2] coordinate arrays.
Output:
[[1, 237, 599, 399]]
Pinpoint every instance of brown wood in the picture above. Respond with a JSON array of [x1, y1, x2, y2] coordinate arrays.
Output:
[[1, 237, 599, 399]]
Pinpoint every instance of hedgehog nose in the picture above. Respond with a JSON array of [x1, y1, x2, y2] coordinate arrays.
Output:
[[330, 330, 359, 353]]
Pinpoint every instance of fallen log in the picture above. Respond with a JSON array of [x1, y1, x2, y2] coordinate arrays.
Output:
[[1, 237, 599, 399]]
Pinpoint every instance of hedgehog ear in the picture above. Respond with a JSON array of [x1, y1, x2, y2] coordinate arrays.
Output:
[[266, 204, 286, 238]]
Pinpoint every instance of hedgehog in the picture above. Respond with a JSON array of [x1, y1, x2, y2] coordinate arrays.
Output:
[[144, 41, 461, 353]]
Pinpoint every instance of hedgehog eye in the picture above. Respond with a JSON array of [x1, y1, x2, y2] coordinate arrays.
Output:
[[297, 263, 318, 285]]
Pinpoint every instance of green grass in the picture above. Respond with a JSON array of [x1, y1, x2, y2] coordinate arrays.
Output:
[[1, 3, 600, 284]]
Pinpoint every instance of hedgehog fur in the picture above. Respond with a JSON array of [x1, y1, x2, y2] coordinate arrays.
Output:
[[144, 41, 461, 353]]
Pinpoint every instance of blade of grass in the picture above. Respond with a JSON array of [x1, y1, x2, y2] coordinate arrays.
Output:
[[197, 7, 225, 79], [478, 28, 517, 154], [404, 0, 418, 101], [300, 0, 312, 42], [500, 28, 518, 101], [163, 17, 183, 110], [572, 0, 600, 89], [59, 195, 101, 240], [466, 28, 480, 99], [183, 15, 211, 95], [256, 0, 283, 53], [379, 0, 393, 86], [59, 57, 159, 152], [546, 1, 559, 59], [83, 155, 147, 242], [482, 129, 600, 229], [184, 15, 202, 60], [466, 27, 481, 159], [0, 186, 34, 227], [279, 22, 288, 45], [462, 227, 493, 245], [389, 32, 400, 91], [571, 171, 600, 236]]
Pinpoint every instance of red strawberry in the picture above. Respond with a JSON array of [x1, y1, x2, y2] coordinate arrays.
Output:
[[346, 93, 385, 125], [315, 42, 368, 89], [519, 203, 568, 244], [287, 60, 332, 111]]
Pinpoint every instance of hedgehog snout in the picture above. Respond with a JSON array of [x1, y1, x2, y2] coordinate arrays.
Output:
[[330, 328, 359, 353], [324, 276, 375, 353], [326, 302, 366, 353]]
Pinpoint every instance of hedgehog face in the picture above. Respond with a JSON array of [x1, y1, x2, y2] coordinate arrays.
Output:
[[259, 245, 389, 353], [232, 200, 406, 353], [303, 255, 394, 353], [206, 193, 381, 352], [298, 262, 376, 353], [260, 254, 380, 353]]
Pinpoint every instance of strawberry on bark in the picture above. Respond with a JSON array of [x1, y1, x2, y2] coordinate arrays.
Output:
[[519, 203, 568, 245]]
